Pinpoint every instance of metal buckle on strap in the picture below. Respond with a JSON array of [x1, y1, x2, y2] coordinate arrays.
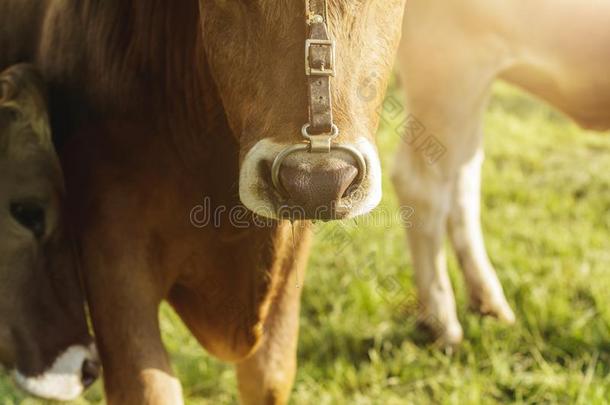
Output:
[[301, 123, 338, 153], [305, 39, 336, 76]]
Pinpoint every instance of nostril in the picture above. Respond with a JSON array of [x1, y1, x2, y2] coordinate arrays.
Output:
[[339, 167, 359, 198], [81, 359, 100, 388]]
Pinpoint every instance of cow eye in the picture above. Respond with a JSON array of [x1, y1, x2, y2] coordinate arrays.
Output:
[[10, 201, 46, 238]]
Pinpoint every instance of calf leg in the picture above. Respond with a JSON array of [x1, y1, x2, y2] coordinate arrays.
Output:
[[447, 149, 515, 323], [394, 1, 521, 343], [392, 145, 463, 345]]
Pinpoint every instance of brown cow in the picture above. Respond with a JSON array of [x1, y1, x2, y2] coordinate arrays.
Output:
[[394, 0, 610, 345], [0, 64, 98, 400], [1, 0, 406, 403]]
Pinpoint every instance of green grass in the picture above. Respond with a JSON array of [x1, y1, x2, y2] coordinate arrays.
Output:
[[2, 82, 609, 404]]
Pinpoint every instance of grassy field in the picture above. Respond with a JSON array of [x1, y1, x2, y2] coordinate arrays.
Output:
[[2, 82, 609, 404]]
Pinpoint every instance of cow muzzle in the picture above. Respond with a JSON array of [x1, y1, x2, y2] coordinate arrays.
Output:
[[239, 136, 382, 221], [271, 125, 367, 220], [13, 343, 99, 401]]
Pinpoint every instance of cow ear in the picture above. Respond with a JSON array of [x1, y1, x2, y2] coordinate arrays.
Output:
[[0, 72, 22, 151], [0, 106, 19, 156], [0, 75, 53, 158], [0, 109, 54, 161], [0, 75, 18, 104]]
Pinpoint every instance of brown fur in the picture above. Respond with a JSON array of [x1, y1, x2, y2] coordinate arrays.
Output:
[[0, 1, 406, 403]]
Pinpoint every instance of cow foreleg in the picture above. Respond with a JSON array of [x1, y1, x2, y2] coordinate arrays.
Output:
[[447, 148, 515, 323], [235, 231, 308, 405], [83, 239, 183, 405]]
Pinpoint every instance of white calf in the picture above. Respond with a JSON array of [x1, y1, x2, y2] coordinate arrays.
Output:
[[394, 0, 610, 344]]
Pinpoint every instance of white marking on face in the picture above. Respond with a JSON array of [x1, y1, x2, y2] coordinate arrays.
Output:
[[239, 137, 382, 219], [12, 344, 98, 401]]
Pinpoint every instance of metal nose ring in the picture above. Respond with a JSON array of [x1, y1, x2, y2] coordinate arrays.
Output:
[[271, 124, 367, 197]]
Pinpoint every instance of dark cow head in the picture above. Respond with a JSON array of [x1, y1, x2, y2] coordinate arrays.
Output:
[[0, 64, 98, 401], [200, 0, 406, 220]]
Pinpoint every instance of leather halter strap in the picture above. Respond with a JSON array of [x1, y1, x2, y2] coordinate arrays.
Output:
[[270, 0, 368, 199], [305, 0, 335, 136]]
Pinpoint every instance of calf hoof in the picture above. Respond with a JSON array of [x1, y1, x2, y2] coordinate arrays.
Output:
[[417, 316, 463, 347], [471, 294, 516, 324], [437, 322, 464, 347]]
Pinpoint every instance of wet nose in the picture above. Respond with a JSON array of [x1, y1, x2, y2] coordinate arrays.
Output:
[[81, 359, 100, 388], [278, 158, 358, 218]]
